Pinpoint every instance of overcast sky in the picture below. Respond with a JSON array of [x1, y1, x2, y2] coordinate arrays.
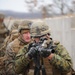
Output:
[[0, 0, 73, 13], [0, 0, 29, 12], [0, 0, 54, 12]]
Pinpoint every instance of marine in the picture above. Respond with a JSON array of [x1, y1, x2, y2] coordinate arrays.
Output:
[[0, 20, 19, 57], [14, 21, 73, 75], [5, 20, 32, 75], [0, 13, 9, 57]]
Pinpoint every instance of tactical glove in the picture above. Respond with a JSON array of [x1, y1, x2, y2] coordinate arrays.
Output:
[[41, 48, 51, 58], [26, 47, 37, 59], [40, 45, 55, 58]]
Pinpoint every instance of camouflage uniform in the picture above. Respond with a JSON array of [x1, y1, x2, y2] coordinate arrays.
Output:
[[0, 13, 9, 75], [0, 56, 7, 75], [0, 21, 19, 74], [0, 20, 20, 59], [0, 13, 9, 57], [14, 21, 73, 75], [0, 29, 18, 57], [4, 20, 21, 46], [1, 20, 21, 49], [5, 20, 32, 75], [11, 20, 20, 31]]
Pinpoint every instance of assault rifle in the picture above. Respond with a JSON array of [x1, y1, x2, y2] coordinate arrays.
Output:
[[27, 37, 56, 75]]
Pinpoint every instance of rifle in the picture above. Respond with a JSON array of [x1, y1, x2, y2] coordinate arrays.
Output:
[[28, 38, 55, 75]]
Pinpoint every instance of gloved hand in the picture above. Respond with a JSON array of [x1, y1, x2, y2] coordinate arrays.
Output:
[[40, 44, 55, 58], [26, 47, 37, 59], [40, 48, 51, 58]]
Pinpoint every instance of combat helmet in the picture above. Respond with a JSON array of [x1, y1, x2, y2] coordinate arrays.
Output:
[[11, 20, 20, 30], [10, 20, 19, 35], [30, 21, 50, 38], [18, 20, 32, 33]]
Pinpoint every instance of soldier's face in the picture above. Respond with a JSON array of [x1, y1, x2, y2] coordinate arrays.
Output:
[[33, 33, 50, 43], [21, 30, 31, 43]]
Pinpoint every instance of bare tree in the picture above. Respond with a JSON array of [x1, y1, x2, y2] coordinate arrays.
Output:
[[53, 0, 74, 14], [24, 0, 75, 18], [41, 5, 48, 18], [25, 0, 49, 18], [71, 0, 75, 13], [25, 0, 38, 12]]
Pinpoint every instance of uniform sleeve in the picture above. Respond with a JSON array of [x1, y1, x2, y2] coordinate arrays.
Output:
[[6, 43, 16, 59], [49, 44, 73, 72], [5, 43, 16, 74], [14, 46, 31, 74]]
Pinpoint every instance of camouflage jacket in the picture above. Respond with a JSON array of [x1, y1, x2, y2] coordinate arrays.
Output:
[[0, 36, 11, 57], [0, 34, 18, 57], [0, 22, 8, 48], [14, 42, 73, 75], [0, 56, 7, 75], [5, 37, 27, 75]]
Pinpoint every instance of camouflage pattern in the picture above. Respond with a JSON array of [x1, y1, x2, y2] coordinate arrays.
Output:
[[11, 20, 20, 31], [0, 13, 9, 49], [0, 20, 19, 56], [30, 21, 50, 37], [14, 42, 72, 75], [48, 42, 72, 75], [5, 19, 31, 75], [0, 20, 19, 75], [0, 30, 18, 57], [18, 20, 32, 33], [0, 13, 9, 74], [0, 13, 9, 57], [5, 37, 27, 75], [10, 29, 19, 41], [0, 36, 11, 57], [15, 44, 31, 75], [0, 56, 7, 75]]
